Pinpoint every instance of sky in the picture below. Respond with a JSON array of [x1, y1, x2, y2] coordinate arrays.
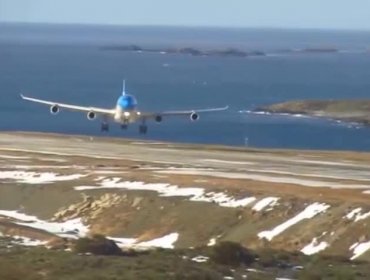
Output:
[[1, 0, 370, 30]]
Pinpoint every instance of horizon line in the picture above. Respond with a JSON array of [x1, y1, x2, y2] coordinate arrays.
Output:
[[2, 20, 370, 33]]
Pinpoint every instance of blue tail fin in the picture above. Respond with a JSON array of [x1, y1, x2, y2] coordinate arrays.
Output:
[[122, 80, 126, 95]]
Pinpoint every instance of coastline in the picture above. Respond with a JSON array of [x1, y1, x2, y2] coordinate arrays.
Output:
[[256, 100, 370, 126]]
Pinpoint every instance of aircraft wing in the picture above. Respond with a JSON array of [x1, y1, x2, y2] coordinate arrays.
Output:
[[141, 106, 229, 118], [21, 94, 115, 115], [160, 106, 229, 115]]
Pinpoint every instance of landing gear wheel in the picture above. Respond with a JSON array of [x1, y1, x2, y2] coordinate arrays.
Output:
[[101, 123, 109, 132], [139, 125, 148, 134]]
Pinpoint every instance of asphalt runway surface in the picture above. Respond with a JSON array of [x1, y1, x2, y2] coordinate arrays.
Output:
[[0, 132, 369, 189]]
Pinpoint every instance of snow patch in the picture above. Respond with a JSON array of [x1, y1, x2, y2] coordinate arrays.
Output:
[[258, 203, 330, 241], [0, 171, 84, 184], [108, 237, 137, 247], [11, 236, 47, 247], [9, 165, 85, 170], [109, 233, 179, 249], [191, 255, 209, 263], [345, 208, 370, 222], [75, 178, 256, 208], [346, 208, 362, 219], [350, 241, 370, 260], [0, 210, 89, 238], [208, 238, 216, 246], [252, 197, 279, 211], [301, 238, 329, 255], [137, 233, 179, 249]]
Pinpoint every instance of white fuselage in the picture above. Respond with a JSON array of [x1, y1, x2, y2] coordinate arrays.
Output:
[[113, 94, 140, 123], [113, 105, 141, 124]]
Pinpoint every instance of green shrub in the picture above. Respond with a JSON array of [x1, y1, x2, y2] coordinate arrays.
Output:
[[329, 266, 356, 280], [210, 241, 255, 266], [73, 234, 122, 256], [174, 270, 222, 280], [298, 270, 323, 280], [0, 258, 39, 280], [258, 248, 296, 268]]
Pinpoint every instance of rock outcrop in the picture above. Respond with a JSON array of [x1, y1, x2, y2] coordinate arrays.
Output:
[[52, 193, 126, 221]]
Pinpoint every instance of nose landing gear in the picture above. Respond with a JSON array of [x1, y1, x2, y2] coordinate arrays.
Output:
[[121, 119, 129, 130]]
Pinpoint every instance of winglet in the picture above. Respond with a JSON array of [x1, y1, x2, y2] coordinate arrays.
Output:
[[122, 79, 126, 96]]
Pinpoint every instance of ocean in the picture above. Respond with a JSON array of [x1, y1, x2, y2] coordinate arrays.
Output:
[[1, 23, 370, 151]]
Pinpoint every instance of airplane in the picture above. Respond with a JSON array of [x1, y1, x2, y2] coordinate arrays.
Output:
[[21, 81, 229, 134]]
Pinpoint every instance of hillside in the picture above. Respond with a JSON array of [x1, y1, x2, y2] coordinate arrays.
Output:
[[0, 132, 370, 278], [257, 100, 370, 125]]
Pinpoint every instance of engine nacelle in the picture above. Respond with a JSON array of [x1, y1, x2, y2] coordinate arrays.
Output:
[[155, 115, 163, 123], [190, 112, 199, 121], [50, 105, 60, 115], [87, 111, 96, 121]]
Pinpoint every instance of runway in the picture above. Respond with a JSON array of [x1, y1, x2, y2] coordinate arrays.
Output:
[[0, 132, 369, 190]]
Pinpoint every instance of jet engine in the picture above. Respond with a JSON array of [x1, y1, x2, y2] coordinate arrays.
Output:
[[190, 112, 199, 121], [50, 105, 60, 115], [155, 115, 163, 123], [87, 111, 96, 120]]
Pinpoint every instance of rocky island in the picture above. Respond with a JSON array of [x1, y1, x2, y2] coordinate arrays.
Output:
[[101, 44, 266, 58], [101, 44, 341, 58], [257, 100, 370, 125]]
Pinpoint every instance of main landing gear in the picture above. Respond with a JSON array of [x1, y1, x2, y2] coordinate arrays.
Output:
[[101, 122, 109, 132], [139, 118, 148, 134], [139, 124, 148, 134]]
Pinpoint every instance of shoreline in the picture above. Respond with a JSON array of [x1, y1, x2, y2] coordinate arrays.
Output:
[[256, 100, 370, 126]]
